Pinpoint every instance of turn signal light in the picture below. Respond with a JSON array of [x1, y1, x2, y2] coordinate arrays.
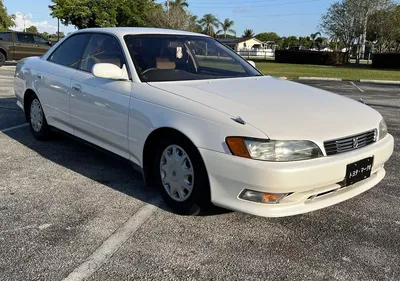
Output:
[[239, 190, 288, 204], [226, 137, 250, 158]]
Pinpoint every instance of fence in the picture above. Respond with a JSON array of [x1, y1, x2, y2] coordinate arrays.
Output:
[[237, 49, 275, 60]]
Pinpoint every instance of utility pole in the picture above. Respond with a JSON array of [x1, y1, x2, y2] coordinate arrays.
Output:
[[23, 14, 27, 32], [57, 18, 60, 41]]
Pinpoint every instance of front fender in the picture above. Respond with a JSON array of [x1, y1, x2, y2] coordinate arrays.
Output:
[[128, 83, 267, 167]]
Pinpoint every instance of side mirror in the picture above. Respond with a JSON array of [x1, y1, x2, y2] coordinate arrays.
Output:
[[247, 60, 256, 68], [48, 41, 53, 46], [92, 63, 129, 81]]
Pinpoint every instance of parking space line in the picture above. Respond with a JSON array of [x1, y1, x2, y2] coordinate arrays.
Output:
[[0, 123, 29, 133], [62, 202, 159, 281], [350, 81, 365, 93]]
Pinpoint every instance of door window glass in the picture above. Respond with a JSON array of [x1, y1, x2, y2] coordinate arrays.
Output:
[[48, 33, 92, 69], [0, 32, 11, 41], [16, 33, 34, 43], [33, 35, 48, 44], [80, 34, 125, 72]]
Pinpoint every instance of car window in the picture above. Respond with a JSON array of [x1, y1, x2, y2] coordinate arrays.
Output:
[[193, 41, 245, 73], [80, 34, 125, 72], [33, 35, 48, 44], [0, 32, 11, 41], [124, 35, 260, 82], [48, 33, 92, 69], [17, 33, 34, 43]]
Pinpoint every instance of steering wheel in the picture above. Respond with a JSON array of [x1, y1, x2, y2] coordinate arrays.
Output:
[[141, 68, 159, 75]]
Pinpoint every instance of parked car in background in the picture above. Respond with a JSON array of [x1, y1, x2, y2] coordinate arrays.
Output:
[[14, 28, 394, 217], [0, 31, 52, 67]]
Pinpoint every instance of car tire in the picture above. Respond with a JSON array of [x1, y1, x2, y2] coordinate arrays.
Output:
[[0, 52, 5, 67], [27, 94, 51, 140], [153, 135, 210, 215]]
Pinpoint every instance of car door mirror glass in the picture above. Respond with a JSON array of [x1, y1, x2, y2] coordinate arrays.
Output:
[[92, 63, 129, 80]]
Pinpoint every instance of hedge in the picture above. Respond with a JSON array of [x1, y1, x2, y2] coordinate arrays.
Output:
[[372, 53, 400, 69], [275, 50, 349, 65]]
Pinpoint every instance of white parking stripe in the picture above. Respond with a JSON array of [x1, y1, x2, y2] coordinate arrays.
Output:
[[350, 81, 365, 93], [62, 203, 159, 281], [0, 123, 29, 133]]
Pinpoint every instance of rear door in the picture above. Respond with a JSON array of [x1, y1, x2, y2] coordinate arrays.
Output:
[[33, 34, 51, 56], [40, 33, 92, 133], [14, 33, 36, 59]]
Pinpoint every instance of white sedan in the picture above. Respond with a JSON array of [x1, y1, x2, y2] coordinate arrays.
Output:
[[14, 28, 394, 217]]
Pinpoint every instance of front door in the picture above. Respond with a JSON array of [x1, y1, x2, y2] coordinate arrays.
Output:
[[70, 33, 132, 158], [33, 34, 51, 56], [14, 33, 36, 60]]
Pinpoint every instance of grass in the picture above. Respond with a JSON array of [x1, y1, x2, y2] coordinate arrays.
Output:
[[255, 61, 400, 81]]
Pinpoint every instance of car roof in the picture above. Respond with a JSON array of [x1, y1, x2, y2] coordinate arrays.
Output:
[[75, 27, 208, 38]]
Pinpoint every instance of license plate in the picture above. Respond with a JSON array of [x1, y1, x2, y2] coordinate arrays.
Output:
[[345, 157, 374, 186]]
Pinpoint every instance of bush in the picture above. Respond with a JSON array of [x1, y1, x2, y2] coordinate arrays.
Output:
[[372, 53, 400, 69], [275, 50, 349, 65]]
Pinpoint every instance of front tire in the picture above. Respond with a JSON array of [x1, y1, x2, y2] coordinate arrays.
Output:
[[28, 94, 51, 140], [153, 135, 210, 215], [0, 52, 5, 67]]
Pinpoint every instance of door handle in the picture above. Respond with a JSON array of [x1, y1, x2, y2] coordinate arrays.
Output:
[[14, 43, 21, 46], [72, 85, 82, 93], [37, 74, 42, 79]]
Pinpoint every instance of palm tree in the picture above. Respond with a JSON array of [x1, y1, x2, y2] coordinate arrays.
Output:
[[198, 14, 220, 36], [166, 0, 189, 9], [310, 32, 321, 50], [217, 18, 236, 38], [243, 29, 255, 38]]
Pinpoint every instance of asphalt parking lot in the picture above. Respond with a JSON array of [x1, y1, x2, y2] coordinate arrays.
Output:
[[0, 65, 399, 281]]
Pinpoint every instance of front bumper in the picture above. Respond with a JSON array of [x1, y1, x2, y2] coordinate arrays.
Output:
[[199, 134, 394, 217]]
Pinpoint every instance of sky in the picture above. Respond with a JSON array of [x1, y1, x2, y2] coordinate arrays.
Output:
[[4, 0, 337, 37]]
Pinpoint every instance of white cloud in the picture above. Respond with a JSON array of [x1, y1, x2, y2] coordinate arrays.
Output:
[[12, 12, 58, 33]]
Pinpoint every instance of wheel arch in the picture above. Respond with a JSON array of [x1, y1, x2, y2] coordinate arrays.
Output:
[[0, 48, 7, 60], [23, 88, 37, 121], [142, 127, 208, 188]]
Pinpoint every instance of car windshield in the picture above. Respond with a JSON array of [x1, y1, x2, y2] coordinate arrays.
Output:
[[124, 34, 261, 82]]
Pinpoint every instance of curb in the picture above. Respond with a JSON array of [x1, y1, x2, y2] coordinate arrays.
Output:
[[298, 77, 342, 81], [359, 79, 400, 85], [293, 77, 400, 85]]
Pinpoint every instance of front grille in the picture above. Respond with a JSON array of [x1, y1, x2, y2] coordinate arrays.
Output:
[[324, 130, 377, 156]]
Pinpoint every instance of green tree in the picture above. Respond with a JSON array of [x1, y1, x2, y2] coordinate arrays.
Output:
[[198, 14, 219, 36], [50, 0, 118, 29], [216, 18, 235, 38], [26, 25, 38, 33], [0, 0, 15, 31], [41, 32, 50, 39], [50, 0, 160, 29], [242, 29, 255, 38], [367, 4, 400, 52], [255, 32, 280, 42], [117, 0, 162, 27]]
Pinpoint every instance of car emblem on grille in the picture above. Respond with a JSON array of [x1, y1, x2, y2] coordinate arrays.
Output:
[[353, 137, 359, 148]]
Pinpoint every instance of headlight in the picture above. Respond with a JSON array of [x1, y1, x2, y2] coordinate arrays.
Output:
[[379, 119, 388, 140], [226, 137, 323, 162]]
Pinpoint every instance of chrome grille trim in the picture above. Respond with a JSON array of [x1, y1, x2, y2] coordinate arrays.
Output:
[[324, 129, 377, 156]]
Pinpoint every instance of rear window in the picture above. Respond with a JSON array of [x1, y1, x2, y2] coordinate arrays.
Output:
[[0, 33, 11, 41]]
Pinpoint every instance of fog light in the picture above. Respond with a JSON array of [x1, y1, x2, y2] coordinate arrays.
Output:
[[239, 190, 288, 204]]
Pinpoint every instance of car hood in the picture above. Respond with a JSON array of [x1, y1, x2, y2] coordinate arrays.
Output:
[[148, 76, 382, 142]]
